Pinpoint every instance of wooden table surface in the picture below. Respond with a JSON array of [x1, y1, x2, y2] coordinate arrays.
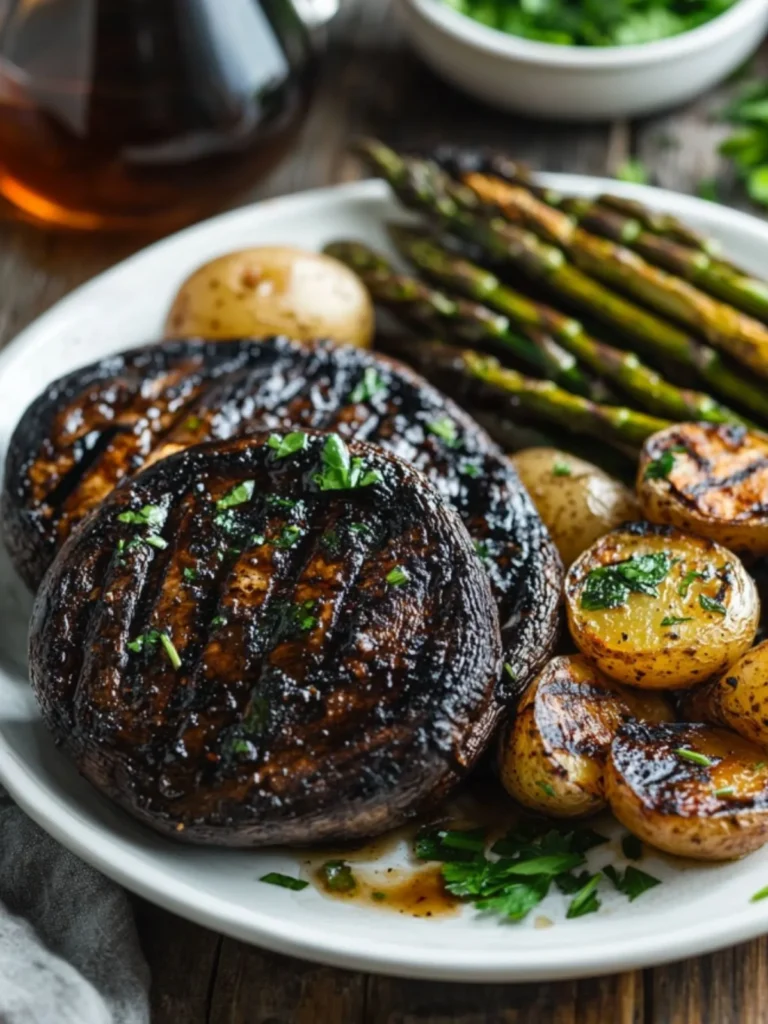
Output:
[[3, 2, 768, 1021]]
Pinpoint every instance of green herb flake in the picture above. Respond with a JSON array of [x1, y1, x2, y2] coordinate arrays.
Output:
[[117, 504, 166, 529], [644, 445, 687, 481], [440, 828, 487, 854], [566, 873, 602, 919], [678, 569, 708, 597], [273, 525, 303, 550], [605, 865, 661, 902], [216, 480, 255, 511], [267, 431, 309, 460], [313, 434, 383, 492], [183, 567, 198, 582], [350, 366, 388, 403], [675, 747, 717, 768], [460, 461, 482, 479], [145, 534, 168, 550], [260, 873, 309, 892], [127, 630, 181, 670], [211, 615, 228, 628], [504, 663, 517, 682], [184, 415, 203, 432], [426, 416, 460, 448], [714, 786, 736, 798], [661, 615, 693, 627], [386, 565, 410, 587], [159, 633, 182, 671], [349, 522, 369, 535], [699, 594, 727, 615], [552, 459, 572, 477], [616, 160, 649, 185], [751, 885, 768, 903], [320, 860, 357, 893], [537, 780, 556, 798], [581, 551, 672, 611], [266, 495, 297, 510]]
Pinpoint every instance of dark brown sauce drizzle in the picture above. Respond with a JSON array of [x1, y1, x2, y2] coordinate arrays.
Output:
[[308, 863, 460, 918]]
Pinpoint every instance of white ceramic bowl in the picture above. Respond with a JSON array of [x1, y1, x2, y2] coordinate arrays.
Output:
[[395, 0, 768, 121]]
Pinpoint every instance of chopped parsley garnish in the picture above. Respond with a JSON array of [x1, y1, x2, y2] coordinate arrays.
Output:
[[678, 569, 708, 597], [751, 885, 768, 903], [349, 522, 369, 535], [319, 860, 356, 893], [699, 594, 727, 615], [211, 615, 228, 628], [183, 567, 198, 582], [661, 615, 693, 627], [675, 747, 716, 767], [714, 786, 735, 798], [537, 781, 556, 798], [426, 416, 460, 447], [552, 459, 572, 477], [504, 663, 517, 682], [371, 891, 387, 902], [127, 630, 182, 670], [216, 480, 255, 511], [267, 432, 309, 459], [581, 552, 672, 611], [603, 865, 661, 902], [460, 461, 482, 478], [386, 565, 410, 587], [622, 834, 643, 861], [313, 434, 382, 492], [230, 739, 252, 756], [118, 505, 166, 529], [184, 415, 203, 432], [566, 873, 602, 919], [415, 820, 650, 925], [349, 366, 387, 403], [273, 525, 303, 550], [260, 873, 308, 892], [266, 495, 296, 510], [145, 534, 168, 550], [644, 445, 687, 480], [474, 540, 491, 563]]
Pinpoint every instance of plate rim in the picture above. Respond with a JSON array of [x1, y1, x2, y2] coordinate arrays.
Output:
[[3, 173, 768, 981]]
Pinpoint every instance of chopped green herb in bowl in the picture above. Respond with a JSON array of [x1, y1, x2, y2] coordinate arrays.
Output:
[[440, 0, 739, 48]]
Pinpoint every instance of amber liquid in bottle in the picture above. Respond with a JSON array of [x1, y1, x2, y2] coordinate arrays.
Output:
[[0, 0, 316, 230]]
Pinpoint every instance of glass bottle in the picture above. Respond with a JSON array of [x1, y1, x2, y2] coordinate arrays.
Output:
[[0, 0, 329, 230]]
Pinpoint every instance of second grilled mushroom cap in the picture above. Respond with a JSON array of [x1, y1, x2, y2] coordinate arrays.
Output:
[[29, 431, 503, 848]]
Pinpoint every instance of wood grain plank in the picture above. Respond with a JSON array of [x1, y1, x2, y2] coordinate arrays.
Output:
[[364, 969, 643, 1024], [132, 898, 222, 1024], [650, 938, 768, 1024], [207, 942, 366, 1024]]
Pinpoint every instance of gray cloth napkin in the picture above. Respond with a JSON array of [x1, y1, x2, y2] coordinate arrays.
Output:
[[0, 787, 150, 1024]]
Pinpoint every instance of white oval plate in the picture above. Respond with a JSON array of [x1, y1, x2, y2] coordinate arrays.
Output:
[[2, 177, 768, 982]]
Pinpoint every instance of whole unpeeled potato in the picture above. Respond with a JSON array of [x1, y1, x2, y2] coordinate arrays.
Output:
[[165, 246, 375, 348]]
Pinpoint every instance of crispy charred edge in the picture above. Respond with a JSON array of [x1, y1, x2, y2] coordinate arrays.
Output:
[[29, 432, 503, 846], [530, 656, 624, 760], [2, 335, 496, 591], [644, 423, 768, 522], [611, 720, 768, 816]]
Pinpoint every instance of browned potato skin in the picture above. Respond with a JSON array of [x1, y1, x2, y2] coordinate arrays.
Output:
[[511, 448, 639, 566], [606, 721, 768, 860], [165, 247, 374, 347], [565, 522, 759, 690], [638, 422, 768, 558], [680, 639, 768, 748], [500, 654, 674, 818]]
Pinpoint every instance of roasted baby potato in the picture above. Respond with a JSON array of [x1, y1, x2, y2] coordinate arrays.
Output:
[[606, 721, 768, 861], [565, 522, 759, 689], [511, 447, 639, 566], [638, 422, 768, 558], [680, 639, 768, 749], [499, 654, 674, 818], [165, 246, 374, 347]]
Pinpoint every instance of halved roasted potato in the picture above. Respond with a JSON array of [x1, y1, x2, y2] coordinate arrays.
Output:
[[165, 246, 375, 347], [565, 522, 759, 689], [499, 654, 674, 818], [606, 721, 768, 860], [680, 639, 768, 749], [637, 422, 768, 558], [511, 447, 639, 566]]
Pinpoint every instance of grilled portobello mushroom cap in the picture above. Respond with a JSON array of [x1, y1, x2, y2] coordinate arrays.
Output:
[[29, 432, 502, 846], [4, 336, 561, 696]]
